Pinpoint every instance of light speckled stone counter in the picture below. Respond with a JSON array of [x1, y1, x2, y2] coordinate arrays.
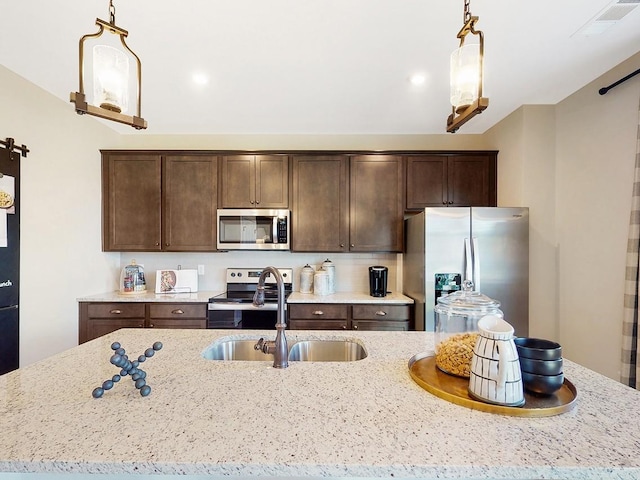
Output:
[[288, 291, 414, 304], [77, 291, 223, 303], [1, 329, 639, 479]]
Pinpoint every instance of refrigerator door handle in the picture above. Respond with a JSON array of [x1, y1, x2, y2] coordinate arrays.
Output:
[[464, 238, 473, 283], [472, 237, 480, 292]]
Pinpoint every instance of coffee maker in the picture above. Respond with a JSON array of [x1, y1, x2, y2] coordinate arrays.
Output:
[[369, 266, 388, 297]]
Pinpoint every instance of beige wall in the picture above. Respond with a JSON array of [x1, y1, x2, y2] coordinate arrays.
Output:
[[3, 51, 640, 381], [555, 53, 640, 380], [485, 105, 559, 342], [0, 65, 122, 366], [485, 51, 640, 380]]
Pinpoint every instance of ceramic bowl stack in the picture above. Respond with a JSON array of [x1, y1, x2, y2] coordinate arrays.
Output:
[[514, 338, 564, 395]]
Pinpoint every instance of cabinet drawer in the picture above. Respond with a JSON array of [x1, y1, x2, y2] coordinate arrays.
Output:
[[352, 320, 409, 331], [86, 303, 145, 319], [288, 304, 348, 320], [289, 319, 349, 330], [148, 303, 207, 319], [351, 304, 410, 321], [148, 318, 206, 329]]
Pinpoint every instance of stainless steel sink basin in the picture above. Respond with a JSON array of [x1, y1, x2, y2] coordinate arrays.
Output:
[[202, 338, 367, 362], [288, 340, 367, 362], [202, 340, 274, 361]]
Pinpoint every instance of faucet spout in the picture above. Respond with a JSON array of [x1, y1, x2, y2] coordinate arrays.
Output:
[[252, 266, 288, 368]]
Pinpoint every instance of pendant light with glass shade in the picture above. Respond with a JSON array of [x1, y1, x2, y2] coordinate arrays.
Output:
[[446, 0, 488, 133], [69, 1, 147, 129]]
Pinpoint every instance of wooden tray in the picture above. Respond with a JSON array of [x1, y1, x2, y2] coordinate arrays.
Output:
[[408, 352, 578, 417]]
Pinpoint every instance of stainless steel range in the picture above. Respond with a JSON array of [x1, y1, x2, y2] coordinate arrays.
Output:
[[207, 268, 293, 329]]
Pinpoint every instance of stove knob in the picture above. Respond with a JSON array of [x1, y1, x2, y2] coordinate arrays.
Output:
[[230, 273, 236, 277], [238, 273, 242, 277]]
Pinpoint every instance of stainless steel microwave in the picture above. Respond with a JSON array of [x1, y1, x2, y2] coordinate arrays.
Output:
[[217, 209, 290, 250]]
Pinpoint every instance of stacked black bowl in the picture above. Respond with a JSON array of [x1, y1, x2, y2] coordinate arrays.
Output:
[[514, 338, 564, 395]]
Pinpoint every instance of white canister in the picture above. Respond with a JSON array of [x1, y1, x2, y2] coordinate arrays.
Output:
[[300, 264, 315, 294], [313, 271, 330, 296], [321, 258, 335, 294]]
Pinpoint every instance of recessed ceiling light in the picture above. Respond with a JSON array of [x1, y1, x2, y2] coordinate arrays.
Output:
[[410, 74, 426, 86], [192, 72, 209, 86]]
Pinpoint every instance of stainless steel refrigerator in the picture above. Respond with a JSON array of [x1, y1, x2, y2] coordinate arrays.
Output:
[[403, 207, 529, 336], [0, 147, 19, 375]]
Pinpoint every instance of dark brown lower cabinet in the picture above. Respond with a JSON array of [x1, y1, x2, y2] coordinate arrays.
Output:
[[288, 304, 410, 331], [79, 302, 207, 344]]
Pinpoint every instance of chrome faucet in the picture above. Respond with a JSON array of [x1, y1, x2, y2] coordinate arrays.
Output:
[[253, 266, 288, 368]]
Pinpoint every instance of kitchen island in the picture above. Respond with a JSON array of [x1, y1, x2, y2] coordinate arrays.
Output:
[[1, 329, 639, 479]]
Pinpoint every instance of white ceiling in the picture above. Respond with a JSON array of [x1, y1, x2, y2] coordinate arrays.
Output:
[[1, 0, 639, 135]]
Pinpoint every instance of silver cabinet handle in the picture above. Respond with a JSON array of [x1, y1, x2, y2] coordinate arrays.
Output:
[[109, 309, 122, 314], [172, 309, 184, 315], [342, 324, 347, 330], [149, 323, 154, 328], [375, 310, 387, 316], [353, 325, 359, 330], [312, 310, 324, 315]]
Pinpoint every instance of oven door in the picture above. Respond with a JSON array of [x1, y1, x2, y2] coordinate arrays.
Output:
[[207, 302, 283, 329]]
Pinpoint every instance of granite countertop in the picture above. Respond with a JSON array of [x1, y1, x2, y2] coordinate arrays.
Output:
[[77, 291, 223, 303], [287, 291, 414, 304], [1, 329, 639, 479], [78, 291, 414, 304]]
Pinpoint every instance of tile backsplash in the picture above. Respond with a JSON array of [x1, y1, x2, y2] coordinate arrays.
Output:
[[117, 252, 402, 294]]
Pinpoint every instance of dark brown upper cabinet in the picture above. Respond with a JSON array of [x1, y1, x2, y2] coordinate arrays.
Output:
[[102, 152, 218, 252], [220, 155, 289, 208], [350, 155, 404, 252], [405, 152, 497, 210], [291, 155, 349, 252], [291, 154, 403, 253]]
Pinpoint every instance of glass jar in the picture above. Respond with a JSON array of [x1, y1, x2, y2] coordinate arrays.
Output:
[[433, 280, 502, 377], [119, 259, 146, 295]]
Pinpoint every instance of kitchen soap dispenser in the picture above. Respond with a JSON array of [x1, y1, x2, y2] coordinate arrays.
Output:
[[120, 259, 147, 295]]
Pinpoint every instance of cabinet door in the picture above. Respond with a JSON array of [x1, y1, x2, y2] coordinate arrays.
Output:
[[291, 155, 349, 252], [147, 303, 206, 328], [351, 320, 409, 331], [447, 155, 494, 207], [289, 319, 349, 330], [79, 302, 146, 343], [164, 155, 218, 251], [350, 155, 404, 252], [148, 318, 206, 329], [85, 318, 144, 342], [102, 153, 161, 251], [220, 155, 256, 207], [255, 155, 289, 208], [288, 304, 349, 330], [351, 305, 410, 331], [405, 156, 448, 209]]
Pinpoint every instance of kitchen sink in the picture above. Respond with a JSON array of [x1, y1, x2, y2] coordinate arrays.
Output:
[[288, 340, 367, 362], [202, 340, 274, 361], [202, 338, 367, 362]]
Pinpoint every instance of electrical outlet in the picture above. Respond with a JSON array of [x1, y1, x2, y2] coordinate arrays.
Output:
[[197, 264, 205, 275]]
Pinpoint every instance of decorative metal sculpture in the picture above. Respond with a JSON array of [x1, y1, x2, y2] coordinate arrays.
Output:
[[92, 341, 162, 398]]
